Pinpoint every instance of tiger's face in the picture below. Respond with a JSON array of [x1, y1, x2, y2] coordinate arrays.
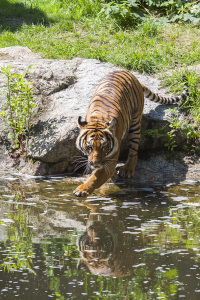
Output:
[[76, 117, 118, 171]]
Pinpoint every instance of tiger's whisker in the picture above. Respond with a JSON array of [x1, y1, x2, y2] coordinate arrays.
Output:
[[103, 162, 114, 176], [104, 161, 116, 170], [84, 163, 91, 175], [74, 165, 87, 173], [72, 158, 88, 164], [73, 161, 87, 167], [74, 162, 88, 172], [73, 160, 88, 168], [105, 165, 110, 175]]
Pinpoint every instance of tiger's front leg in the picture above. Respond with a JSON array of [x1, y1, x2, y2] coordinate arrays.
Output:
[[118, 113, 142, 178], [73, 164, 117, 197]]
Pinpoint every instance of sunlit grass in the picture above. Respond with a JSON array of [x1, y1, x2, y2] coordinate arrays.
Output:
[[1, 0, 200, 74]]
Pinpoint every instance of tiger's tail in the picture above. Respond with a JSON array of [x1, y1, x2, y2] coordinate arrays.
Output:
[[142, 79, 188, 105]]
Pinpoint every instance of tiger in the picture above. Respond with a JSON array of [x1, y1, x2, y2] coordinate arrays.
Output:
[[73, 70, 187, 197], [76, 200, 141, 276]]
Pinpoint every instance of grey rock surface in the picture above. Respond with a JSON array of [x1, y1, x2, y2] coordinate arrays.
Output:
[[0, 46, 42, 60], [0, 46, 192, 179]]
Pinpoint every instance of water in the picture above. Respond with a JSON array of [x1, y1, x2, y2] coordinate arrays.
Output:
[[0, 172, 200, 299]]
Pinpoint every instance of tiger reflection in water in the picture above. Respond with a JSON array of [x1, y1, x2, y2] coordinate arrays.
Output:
[[76, 199, 142, 277]]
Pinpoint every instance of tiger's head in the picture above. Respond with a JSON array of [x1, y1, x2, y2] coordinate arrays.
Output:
[[76, 116, 118, 171]]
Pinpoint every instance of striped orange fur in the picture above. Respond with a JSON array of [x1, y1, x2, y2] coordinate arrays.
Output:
[[73, 70, 187, 197]]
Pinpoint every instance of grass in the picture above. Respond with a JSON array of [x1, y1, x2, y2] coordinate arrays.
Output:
[[162, 68, 200, 117], [1, 0, 200, 74]]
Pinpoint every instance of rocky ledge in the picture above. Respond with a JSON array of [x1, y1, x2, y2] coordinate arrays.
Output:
[[0, 46, 199, 182]]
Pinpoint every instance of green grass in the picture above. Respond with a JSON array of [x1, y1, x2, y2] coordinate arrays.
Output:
[[161, 68, 200, 117], [1, 0, 200, 74]]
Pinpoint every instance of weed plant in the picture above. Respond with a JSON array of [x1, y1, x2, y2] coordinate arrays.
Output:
[[145, 70, 200, 154], [0, 65, 37, 154], [101, 0, 200, 25]]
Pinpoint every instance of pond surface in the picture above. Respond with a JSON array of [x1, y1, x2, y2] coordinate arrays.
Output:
[[0, 171, 200, 300]]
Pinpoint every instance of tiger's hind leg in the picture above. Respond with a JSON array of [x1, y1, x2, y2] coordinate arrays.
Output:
[[118, 113, 142, 178]]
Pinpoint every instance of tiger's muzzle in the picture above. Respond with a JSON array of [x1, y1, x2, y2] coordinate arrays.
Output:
[[89, 161, 102, 170]]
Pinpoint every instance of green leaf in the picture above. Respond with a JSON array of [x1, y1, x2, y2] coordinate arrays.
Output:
[[170, 14, 182, 22], [7, 133, 14, 140], [0, 111, 5, 118], [183, 12, 199, 23]]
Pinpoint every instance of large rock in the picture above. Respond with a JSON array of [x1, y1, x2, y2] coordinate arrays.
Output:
[[0, 47, 190, 177]]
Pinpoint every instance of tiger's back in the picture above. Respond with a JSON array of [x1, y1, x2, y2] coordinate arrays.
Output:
[[86, 70, 144, 140]]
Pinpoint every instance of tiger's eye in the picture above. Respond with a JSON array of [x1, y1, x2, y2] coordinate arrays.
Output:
[[102, 142, 108, 149], [87, 144, 93, 151]]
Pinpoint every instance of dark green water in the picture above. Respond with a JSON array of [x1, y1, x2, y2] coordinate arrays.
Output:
[[0, 171, 200, 299]]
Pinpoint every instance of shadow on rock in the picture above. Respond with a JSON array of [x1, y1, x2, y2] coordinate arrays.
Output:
[[133, 150, 190, 183]]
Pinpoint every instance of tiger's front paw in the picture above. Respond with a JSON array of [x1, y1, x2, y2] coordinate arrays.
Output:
[[117, 165, 134, 178], [73, 184, 89, 197]]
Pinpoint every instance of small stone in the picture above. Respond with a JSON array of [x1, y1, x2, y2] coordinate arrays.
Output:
[[20, 160, 48, 176]]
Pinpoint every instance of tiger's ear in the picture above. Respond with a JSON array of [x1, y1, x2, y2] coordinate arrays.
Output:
[[106, 118, 116, 131], [78, 116, 88, 129]]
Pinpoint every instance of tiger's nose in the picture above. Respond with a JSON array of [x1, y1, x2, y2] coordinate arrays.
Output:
[[89, 161, 101, 169]]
